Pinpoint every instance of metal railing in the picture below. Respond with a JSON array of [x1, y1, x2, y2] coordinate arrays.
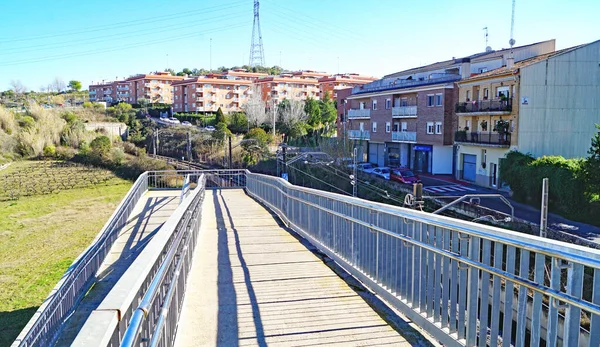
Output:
[[15, 173, 149, 347], [245, 173, 600, 347], [353, 74, 461, 95], [392, 105, 417, 117], [455, 131, 512, 146], [455, 98, 513, 113], [121, 174, 207, 347], [392, 131, 416, 142], [347, 108, 371, 119], [347, 130, 370, 140]]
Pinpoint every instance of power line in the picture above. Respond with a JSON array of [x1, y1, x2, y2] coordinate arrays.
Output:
[[286, 164, 352, 196], [0, 23, 250, 67], [0, 1, 246, 44], [0, 12, 248, 56]]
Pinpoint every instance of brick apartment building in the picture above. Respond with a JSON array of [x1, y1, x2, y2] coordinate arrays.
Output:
[[318, 74, 377, 101], [89, 79, 129, 103], [124, 72, 185, 104], [342, 40, 556, 174], [254, 75, 321, 106], [172, 76, 253, 114]]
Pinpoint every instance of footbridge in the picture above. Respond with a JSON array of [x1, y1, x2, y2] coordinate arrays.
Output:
[[12, 170, 600, 347]]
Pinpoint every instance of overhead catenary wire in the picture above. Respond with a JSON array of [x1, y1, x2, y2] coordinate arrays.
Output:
[[286, 164, 352, 196], [0, 1, 246, 44]]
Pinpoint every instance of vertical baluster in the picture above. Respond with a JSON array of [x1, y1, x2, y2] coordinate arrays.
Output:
[[564, 263, 583, 346], [420, 223, 427, 313], [433, 227, 442, 324], [466, 236, 480, 346], [546, 257, 561, 347], [478, 239, 492, 347], [490, 242, 503, 347], [502, 246, 516, 347], [515, 250, 530, 347], [411, 221, 420, 310], [458, 233, 469, 340], [441, 228, 451, 330], [427, 226, 435, 318], [590, 269, 600, 347], [449, 230, 459, 335]]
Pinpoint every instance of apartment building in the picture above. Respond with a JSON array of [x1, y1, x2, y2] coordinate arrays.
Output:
[[254, 76, 321, 105], [172, 76, 253, 114], [291, 70, 329, 80], [89, 80, 129, 103], [222, 69, 268, 81], [454, 40, 600, 188], [125, 72, 184, 104], [342, 40, 556, 174], [318, 74, 377, 100]]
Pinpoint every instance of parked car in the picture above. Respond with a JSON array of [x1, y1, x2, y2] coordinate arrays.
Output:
[[355, 162, 377, 173], [205, 125, 215, 131], [371, 167, 391, 180], [169, 117, 180, 124], [160, 114, 168, 119], [390, 168, 421, 184], [181, 121, 192, 126]]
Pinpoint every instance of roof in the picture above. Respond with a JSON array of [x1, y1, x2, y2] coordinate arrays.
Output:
[[460, 45, 585, 82], [125, 73, 185, 81], [384, 39, 556, 78], [224, 70, 268, 77], [318, 75, 377, 83], [172, 77, 253, 86], [255, 76, 319, 84]]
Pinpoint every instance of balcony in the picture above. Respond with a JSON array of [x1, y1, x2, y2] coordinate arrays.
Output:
[[117, 86, 129, 91], [89, 90, 96, 95], [348, 130, 370, 140], [455, 98, 512, 115], [348, 109, 371, 119], [392, 106, 417, 118], [454, 131, 511, 147], [118, 93, 129, 97], [392, 131, 417, 142]]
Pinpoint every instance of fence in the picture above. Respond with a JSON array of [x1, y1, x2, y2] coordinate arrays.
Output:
[[14, 172, 149, 347], [246, 172, 600, 347]]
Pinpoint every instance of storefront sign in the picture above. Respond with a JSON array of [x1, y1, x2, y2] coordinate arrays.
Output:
[[414, 145, 432, 152]]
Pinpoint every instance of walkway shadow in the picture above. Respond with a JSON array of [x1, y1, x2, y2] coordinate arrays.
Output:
[[214, 189, 267, 347], [0, 307, 38, 347]]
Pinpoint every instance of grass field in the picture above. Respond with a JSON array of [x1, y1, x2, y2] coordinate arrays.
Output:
[[0, 161, 132, 346]]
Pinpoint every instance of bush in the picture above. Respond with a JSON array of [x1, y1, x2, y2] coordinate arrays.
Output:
[[215, 107, 227, 125], [122, 141, 141, 156], [55, 146, 77, 160], [43, 144, 56, 157], [111, 147, 125, 166], [244, 127, 269, 146], [90, 135, 111, 157], [115, 156, 175, 180]]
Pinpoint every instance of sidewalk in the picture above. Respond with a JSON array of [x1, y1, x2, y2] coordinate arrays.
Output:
[[420, 174, 600, 243]]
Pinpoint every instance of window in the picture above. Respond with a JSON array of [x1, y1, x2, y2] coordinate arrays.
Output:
[[360, 102, 365, 110], [483, 88, 489, 100], [427, 95, 434, 107], [359, 122, 365, 131], [427, 122, 434, 134], [435, 122, 442, 134], [385, 99, 391, 109], [435, 94, 443, 106], [497, 86, 510, 98], [466, 90, 471, 101], [401, 122, 407, 132], [466, 120, 471, 130], [372, 122, 377, 132], [393, 122, 399, 132], [478, 68, 488, 73], [385, 122, 391, 133], [372, 100, 377, 110], [482, 149, 487, 166], [401, 98, 408, 107]]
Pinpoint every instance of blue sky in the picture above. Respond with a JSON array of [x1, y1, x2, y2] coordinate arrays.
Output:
[[0, 0, 598, 91]]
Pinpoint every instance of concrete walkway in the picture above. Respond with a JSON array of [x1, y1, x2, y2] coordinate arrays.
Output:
[[54, 191, 179, 346], [174, 189, 416, 347]]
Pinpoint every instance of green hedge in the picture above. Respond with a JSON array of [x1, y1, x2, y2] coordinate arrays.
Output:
[[500, 151, 599, 225]]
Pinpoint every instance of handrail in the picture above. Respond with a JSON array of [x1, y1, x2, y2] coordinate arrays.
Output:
[[120, 174, 207, 347], [245, 172, 600, 347], [15, 172, 149, 347]]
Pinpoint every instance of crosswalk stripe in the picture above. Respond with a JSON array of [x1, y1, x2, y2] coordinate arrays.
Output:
[[424, 185, 477, 193]]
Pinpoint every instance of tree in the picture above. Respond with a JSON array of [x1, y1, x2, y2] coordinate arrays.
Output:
[[584, 124, 600, 194], [228, 112, 249, 134], [278, 99, 307, 138], [212, 122, 232, 141], [182, 68, 193, 75], [68, 80, 82, 92], [244, 127, 269, 146], [10, 80, 26, 95], [215, 107, 227, 125], [90, 135, 112, 157], [51, 77, 66, 93], [165, 68, 176, 76], [243, 85, 268, 127]]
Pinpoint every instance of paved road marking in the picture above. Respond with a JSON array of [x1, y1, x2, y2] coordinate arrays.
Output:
[[424, 185, 476, 194]]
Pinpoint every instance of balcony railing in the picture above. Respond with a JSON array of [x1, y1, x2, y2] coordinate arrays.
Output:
[[89, 90, 97, 95], [455, 98, 512, 114], [348, 109, 371, 119], [392, 131, 417, 142], [392, 106, 417, 117], [454, 131, 511, 147], [348, 130, 370, 140], [117, 86, 129, 91]]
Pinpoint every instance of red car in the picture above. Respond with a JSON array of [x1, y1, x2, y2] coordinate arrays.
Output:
[[390, 168, 421, 184]]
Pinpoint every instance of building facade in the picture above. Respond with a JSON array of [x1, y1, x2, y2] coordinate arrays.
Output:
[[125, 72, 185, 104], [318, 74, 377, 101], [172, 77, 253, 113], [254, 76, 321, 106]]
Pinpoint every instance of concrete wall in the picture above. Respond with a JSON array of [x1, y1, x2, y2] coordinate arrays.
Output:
[[85, 122, 128, 140], [456, 145, 509, 187], [518, 40, 600, 159], [432, 145, 453, 174]]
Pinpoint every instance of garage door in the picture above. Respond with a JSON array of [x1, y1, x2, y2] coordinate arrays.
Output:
[[369, 144, 378, 165], [462, 154, 477, 182]]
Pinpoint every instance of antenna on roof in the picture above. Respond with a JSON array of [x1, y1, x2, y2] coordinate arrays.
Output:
[[483, 27, 489, 50], [509, 0, 516, 51]]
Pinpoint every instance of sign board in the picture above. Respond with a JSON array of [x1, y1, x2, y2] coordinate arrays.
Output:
[[281, 173, 289, 181], [413, 145, 432, 152], [521, 97, 529, 105]]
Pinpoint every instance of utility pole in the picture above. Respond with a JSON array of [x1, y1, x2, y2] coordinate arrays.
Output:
[[282, 144, 287, 176], [343, 99, 347, 154], [210, 38, 213, 71], [186, 132, 192, 161], [540, 178, 549, 237], [352, 147, 358, 197]]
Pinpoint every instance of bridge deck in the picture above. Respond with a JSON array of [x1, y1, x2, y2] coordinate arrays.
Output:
[[174, 189, 416, 347], [55, 190, 180, 346]]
